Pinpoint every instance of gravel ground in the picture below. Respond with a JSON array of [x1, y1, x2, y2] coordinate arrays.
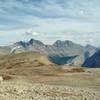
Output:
[[0, 80, 99, 100]]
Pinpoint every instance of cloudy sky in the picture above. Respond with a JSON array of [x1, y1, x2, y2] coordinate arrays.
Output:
[[0, 0, 100, 46]]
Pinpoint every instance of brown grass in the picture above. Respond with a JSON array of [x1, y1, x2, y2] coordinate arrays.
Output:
[[82, 77, 94, 80], [2, 74, 13, 80], [36, 62, 45, 66], [6, 66, 12, 69], [68, 68, 85, 73]]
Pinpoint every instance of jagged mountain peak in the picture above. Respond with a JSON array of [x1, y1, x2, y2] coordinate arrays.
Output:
[[15, 38, 44, 48], [29, 38, 44, 45], [53, 40, 74, 47]]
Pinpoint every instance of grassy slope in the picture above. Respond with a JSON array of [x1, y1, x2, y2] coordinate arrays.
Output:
[[0, 52, 59, 76]]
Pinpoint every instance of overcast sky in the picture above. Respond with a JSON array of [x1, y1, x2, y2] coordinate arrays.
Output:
[[0, 0, 100, 46]]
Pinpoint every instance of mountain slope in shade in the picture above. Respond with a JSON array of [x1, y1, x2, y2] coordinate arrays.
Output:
[[84, 44, 98, 59], [82, 50, 100, 67]]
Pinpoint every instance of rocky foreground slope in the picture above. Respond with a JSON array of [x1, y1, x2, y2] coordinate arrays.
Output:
[[0, 80, 100, 100]]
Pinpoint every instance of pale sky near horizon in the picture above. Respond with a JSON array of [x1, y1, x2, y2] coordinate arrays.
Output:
[[0, 0, 100, 47]]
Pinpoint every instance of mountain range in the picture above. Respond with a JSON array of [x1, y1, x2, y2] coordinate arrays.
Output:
[[0, 38, 99, 67]]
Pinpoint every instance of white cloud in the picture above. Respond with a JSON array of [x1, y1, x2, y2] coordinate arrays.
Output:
[[78, 10, 85, 16], [0, 0, 100, 46], [24, 29, 40, 36]]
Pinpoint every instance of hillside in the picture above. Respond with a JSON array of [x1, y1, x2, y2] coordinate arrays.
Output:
[[0, 52, 60, 77]]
